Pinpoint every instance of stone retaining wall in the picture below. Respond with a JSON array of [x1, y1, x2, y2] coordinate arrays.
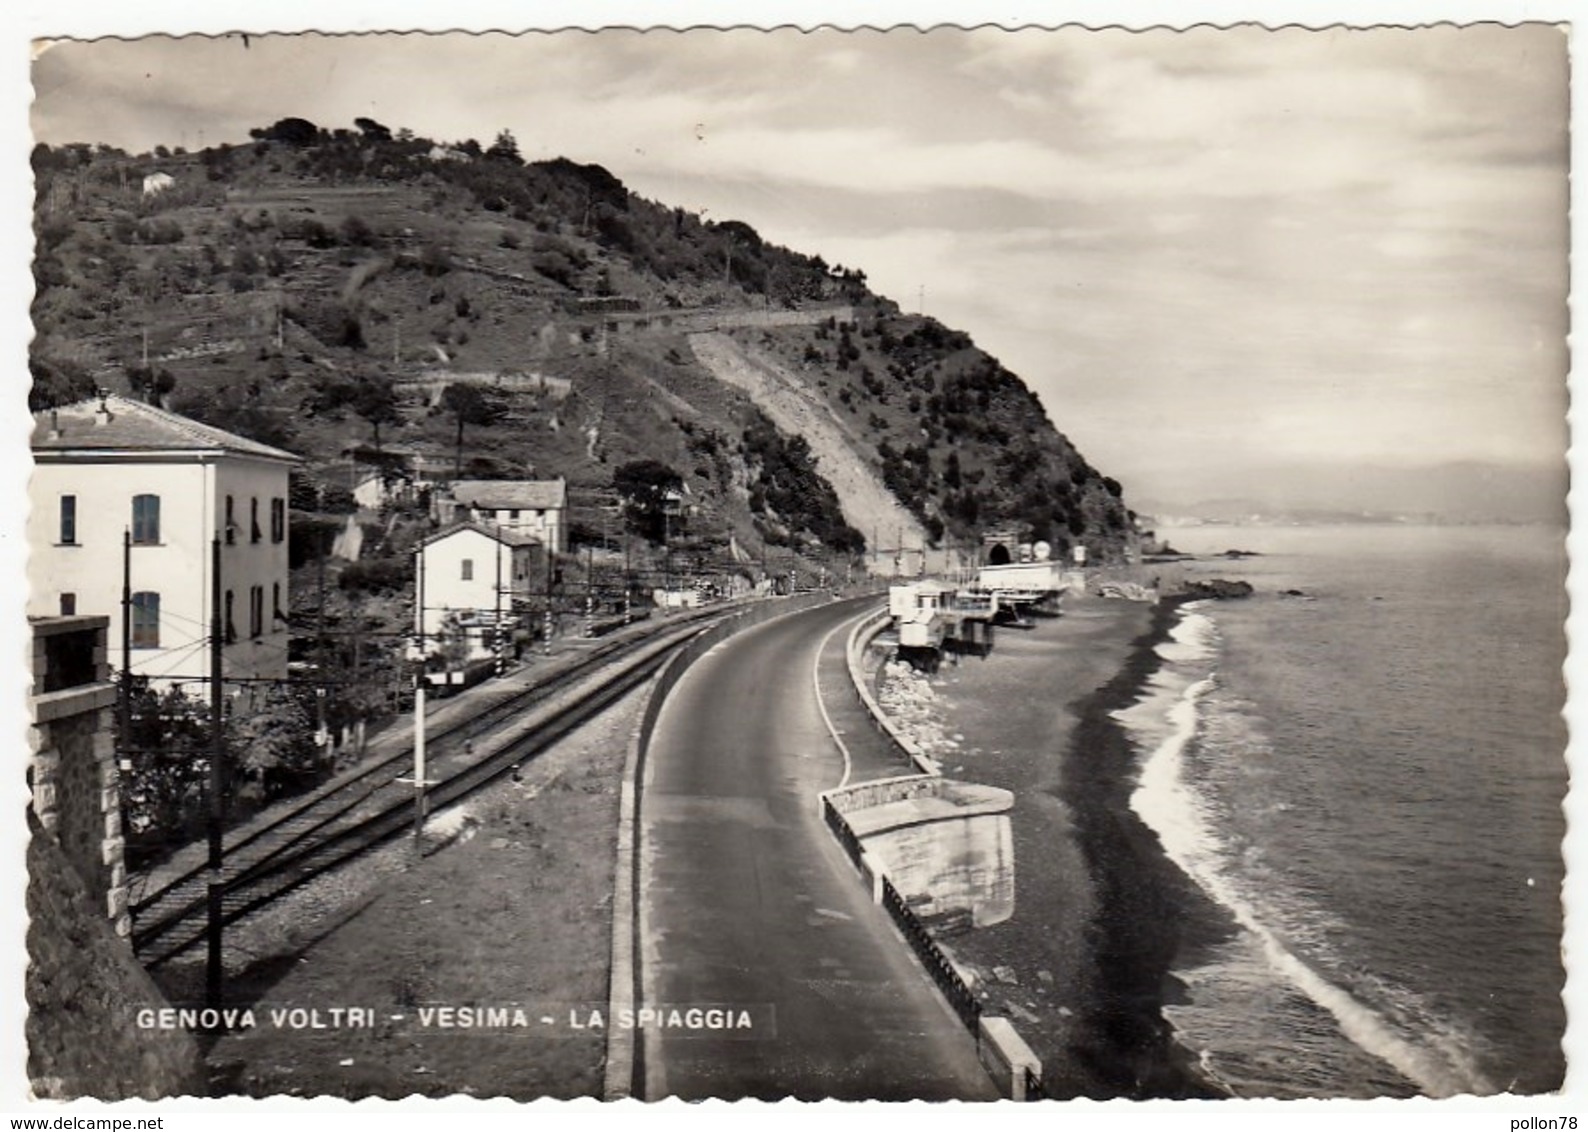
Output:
[[30, 616, 128, 936]]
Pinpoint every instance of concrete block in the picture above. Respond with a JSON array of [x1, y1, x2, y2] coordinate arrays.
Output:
[[100, 836, 124, 867], [978, 1016, 1040, 1100], [99, 760, 120, 789], [37, 812, 59, 835], [32, 781, 57, 815], [103, 809, 122, 841], [112, 913, 132, 939], [92, 730, 117, 759], [31, 750, 60, 781], [106, 884, 129, 919], [100, 786, 120, 815], [109, 861, 126, 890], [859, 851, 886, 904]]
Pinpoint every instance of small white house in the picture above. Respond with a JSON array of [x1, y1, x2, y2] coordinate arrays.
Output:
[[141, 172, 175, 197], [414, 521, 539, 661], [442, 479, 568, 554]]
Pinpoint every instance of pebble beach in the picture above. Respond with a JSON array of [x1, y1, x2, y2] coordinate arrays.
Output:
[[881, 593, 1222, 1099]]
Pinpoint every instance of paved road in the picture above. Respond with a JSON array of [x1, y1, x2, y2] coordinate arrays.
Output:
[[637, 597, 998, 1100]]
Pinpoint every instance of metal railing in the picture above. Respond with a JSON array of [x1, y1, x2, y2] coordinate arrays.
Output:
[[821, 796, 864, 870], [879, 875, 982, 1033]]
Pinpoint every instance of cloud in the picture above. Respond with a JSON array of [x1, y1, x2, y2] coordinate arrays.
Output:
[[28, 25, 1569, 508]]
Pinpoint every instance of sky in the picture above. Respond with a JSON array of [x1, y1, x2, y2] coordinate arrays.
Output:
[[28, 23, 1571, 511]]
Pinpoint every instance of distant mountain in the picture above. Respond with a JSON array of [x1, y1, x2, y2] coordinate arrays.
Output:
[[1138, 460, 1566, 527]]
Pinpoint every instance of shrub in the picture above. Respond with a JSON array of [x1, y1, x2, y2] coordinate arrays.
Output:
[[340, 215, 377, 247], [339, 556, 410, 594]]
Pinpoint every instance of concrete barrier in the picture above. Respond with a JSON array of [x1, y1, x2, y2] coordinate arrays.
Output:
[[844, 608, 938, 776], [824, 773, 942, 814], [825, 598, 1052, 1101], [978, 1016, 1042, 1101]]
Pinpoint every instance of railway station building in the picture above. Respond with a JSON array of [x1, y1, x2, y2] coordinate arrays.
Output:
[[29, 394, 300, 690]]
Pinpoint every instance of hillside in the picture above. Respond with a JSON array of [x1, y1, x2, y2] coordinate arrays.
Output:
[[30, 120, 1136, 573]]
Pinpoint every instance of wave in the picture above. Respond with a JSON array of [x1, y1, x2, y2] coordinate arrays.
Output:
[[1118, 606, 1495, 1099]]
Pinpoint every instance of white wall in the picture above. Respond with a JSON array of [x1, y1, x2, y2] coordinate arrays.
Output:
[[417, 529, 532, 639], [474, 506, 564, 554], [29, 453, 291, 690], [214, 458, 292, 682]]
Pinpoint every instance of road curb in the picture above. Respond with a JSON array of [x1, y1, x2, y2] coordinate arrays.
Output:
[[602, 673, 656, 1101]]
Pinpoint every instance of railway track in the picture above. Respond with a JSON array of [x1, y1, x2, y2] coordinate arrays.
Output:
[[128, 607, 728, 967]]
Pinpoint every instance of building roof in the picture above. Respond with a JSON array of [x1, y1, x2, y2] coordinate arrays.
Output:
[[32, 394, 300, 463], [417, 520, 542, 551], [449, 479, 568, 511]]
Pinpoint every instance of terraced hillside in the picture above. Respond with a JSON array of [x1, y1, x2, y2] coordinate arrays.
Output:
[[31, 121, 1136, 573]]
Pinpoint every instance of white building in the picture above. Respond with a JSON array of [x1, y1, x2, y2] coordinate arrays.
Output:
[[29, 394, 300, 689], [414, 521, 539, 661], [141, 171, 175, 197], [442, 479, 568, 553]]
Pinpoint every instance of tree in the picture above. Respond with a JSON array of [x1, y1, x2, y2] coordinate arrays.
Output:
[[228, 687, 320, 803], [440, 383, 492, 476], [27, 356, 97, 412], [171, 383, 298, 450], [353, 117, 392, 143], [125, 364, 176, 406], [249, 117, 321, 147], [121, 681, 211, 860], [613, 459, 683, 544], [485, 129, 523, 165], [348, 375, 400, 451]]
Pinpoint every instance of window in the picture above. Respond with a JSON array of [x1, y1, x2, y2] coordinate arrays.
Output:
[[131, 591, 159, 647], [509, 509, 521, 521], [461, 558, 474, 581], [224, 590, 236, 644], [59, 593, 76, 616], [250, 498, 262, 543], [272, 582, 282, 625], [131, 494, 161, 545], [225, 495, 236, 544], [270, 497, 285, 544], [249, 585, 263, 638], [59, 496, 76, 545]]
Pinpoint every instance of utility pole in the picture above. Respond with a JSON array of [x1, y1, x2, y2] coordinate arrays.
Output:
[[584, 545, 594, 637], [494, 536, 505, 676], [119, 530, 132, 768], [409, 548, 429, 839], [316, 551, 328, 753], [543, 547, 555, 655], [205, 536, 224, 1011]]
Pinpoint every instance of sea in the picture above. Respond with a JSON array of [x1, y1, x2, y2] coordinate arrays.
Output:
[[1119, 523, 1569, 1098]]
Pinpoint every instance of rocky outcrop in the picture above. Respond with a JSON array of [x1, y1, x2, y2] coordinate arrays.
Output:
[[1181, 578, 1254, 600]]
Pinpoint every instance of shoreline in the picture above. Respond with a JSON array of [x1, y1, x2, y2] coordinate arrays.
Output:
[[920, 595, 1227, 1100], [1054, 596, 1228, 1099]]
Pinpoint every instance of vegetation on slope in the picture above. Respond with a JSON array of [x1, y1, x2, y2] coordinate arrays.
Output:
[[31, 116, 1133, 565]]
